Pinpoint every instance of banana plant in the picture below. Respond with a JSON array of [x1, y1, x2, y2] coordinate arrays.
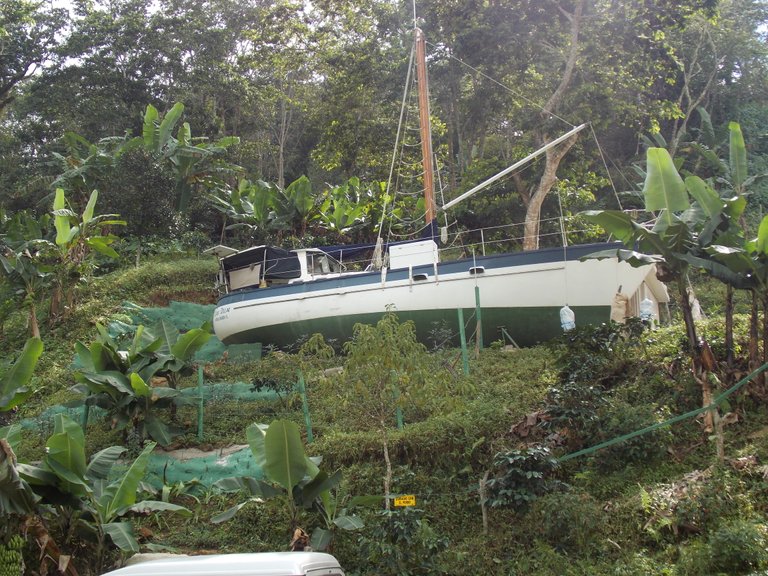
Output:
[[0, 210, 55, 338], [140, 103, 241, 212], [50, 187, 125, 322], [318, 177, 370, 237], [209, 178, 281, 238], [73, 320, 211, 445], [17, 415, 189, 572], [212, 420, 364, 551], [583, 143, 749, 429], [0, 337, 43, 514], [0, 337, 43, 443]]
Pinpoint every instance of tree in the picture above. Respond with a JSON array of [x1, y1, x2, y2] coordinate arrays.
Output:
[[0, 0, 67, 115], [336, 313, 429, 509]]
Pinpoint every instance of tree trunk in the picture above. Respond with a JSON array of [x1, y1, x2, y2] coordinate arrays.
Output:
[[725, 285, 734, 382], [381, 426, 392, 511], [677, 276, 713, 430], [522, 138, 578, 250], [28, 303, 40, 339], [522, 0, 584, 251]]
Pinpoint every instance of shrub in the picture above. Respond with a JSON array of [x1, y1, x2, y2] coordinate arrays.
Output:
[[707, 519, 768, 574], [528, 491, 605, 555], [591, 401, 673, 473], [484, 446, 565, 510], [640, 468, 754, 543], [354, 507, 449, 576]]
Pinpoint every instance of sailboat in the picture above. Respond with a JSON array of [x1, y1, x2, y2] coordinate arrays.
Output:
[[211, 28, 668, 349]]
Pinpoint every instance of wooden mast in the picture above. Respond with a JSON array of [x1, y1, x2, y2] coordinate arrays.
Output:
[[414, 27, 436, 226]]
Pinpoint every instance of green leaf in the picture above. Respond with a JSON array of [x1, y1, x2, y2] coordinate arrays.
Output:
[[286, 176, 314, 216], [126, 500, 191, 516], [130, 373, 151, 398], [0, 425, 22, 451], [170, 328, 211, 362], [580, 211, 637, 245], [86, 237, 119, 259], [210, 501, 256, 524], [246, 423, 269, 470], [103, 522, 140, 552], [757, 215, 768, 256], [310, 528, 333, 551], [144, 414, 175, 446], [53, 188, 72, 247], [0, 445, 39, 515], [45, 415, 87, 492], [82, 190, 98, 224], [298, 469, 342, 509], [684, 176, 722, 220], [263, 420, 307, 492], [213, 476, 280, 498], [16, 462, 59, 486], [105, 442, 156, 520], [159, 103, 185, 151], [729, 122, 747, 191], [86, 446, 126, 481], [0, 337, 42, 411], [142, 104, 159, 149], [643, 148, 689, 218], [333, 514, 364, 530]]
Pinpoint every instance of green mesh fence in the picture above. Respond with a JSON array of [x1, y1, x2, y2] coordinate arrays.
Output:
[[23, 301, 287, 487], [144, 445, 264, 488]]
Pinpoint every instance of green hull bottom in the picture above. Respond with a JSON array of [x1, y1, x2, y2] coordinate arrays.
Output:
[[224, 305, 612, 349]]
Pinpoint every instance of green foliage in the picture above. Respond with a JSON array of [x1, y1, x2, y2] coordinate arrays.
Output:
[[639, 469, 753, 544], [484, 446, 563, 510], [676, 520, 768, 576], [527, 491, 605, 556], [212, 419, 362, 551], [355, 508, 449, 576], [550, 318, 646, 385], [0, 337, 42, 414], [337, 312, 430, 431], [16, 414, 189, 569], [73, 320, 211, 445], [707, 519, 768, 574], [590, 401, 673, 473]]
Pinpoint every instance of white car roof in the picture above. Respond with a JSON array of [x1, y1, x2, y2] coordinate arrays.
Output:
[[101, 552, 344, 576]]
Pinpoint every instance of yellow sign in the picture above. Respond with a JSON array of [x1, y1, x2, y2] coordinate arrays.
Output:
[[394, 494, 416, 507]]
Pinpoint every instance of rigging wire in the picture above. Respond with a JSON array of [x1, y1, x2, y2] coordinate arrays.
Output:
[[378, 41, 416, 250], [589, 124, 624, 211], [426, 40, 578, 129]]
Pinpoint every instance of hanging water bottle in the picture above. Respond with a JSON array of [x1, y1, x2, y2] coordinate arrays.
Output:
[[560, 305, 575, 332]]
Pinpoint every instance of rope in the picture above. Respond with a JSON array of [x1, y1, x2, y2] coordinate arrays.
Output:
[[557, 362, 768, 463]]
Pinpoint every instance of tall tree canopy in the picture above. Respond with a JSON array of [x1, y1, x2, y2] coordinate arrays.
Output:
[[0, 0, 766, 250]]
